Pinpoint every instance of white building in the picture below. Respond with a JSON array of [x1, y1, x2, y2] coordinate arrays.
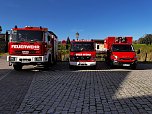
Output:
[[93, 39, 107, 53]]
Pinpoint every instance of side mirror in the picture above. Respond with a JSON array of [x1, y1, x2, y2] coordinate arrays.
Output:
[[107, 49, 111, 53], [137, 49, 140, 54]]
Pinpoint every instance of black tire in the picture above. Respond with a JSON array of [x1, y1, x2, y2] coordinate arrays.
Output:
[[44, 62, 49, 70], [53, 55, 57, 65], [43, 55, 52, 70], [13, 63, 22, 71], [48, 55, 52, 66], [131, 64, 136, 70], [69, 64, 74, 69], [109, 61, 114, 69], [91, 65, 96, 70]]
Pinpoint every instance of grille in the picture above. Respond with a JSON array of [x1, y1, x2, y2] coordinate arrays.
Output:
[[119, 58, 133, 60], [15, 50, 36, 54], [74, 56, 91, 60], [19, 58, 31, 61]]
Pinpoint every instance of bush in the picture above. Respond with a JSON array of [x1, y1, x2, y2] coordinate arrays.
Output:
[[133, 44, 152, 61]]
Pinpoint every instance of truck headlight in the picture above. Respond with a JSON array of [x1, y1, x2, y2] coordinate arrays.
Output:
[[90, 56, 96, 61], [10, 57, 16, 61], [133, 56, 137, 60], [111, 55, 118, 60], [70, 56, 75, 61]]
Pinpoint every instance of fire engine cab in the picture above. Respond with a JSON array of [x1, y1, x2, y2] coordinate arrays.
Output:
[[104, 36, 139, 69], [69, 39, 96, 69], [6, 26, 58, 70]]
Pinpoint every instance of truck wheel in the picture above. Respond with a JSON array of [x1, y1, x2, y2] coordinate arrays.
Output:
[[44, 55, 51, 70], [53, 55, 58, 65], [91, 65, 96, 70], [131, 64, 136, 70], [109, 65, 114, 69], [44, 62, 49, 70], [48, 55, 52, 66], [109, 62, 114, 69], [69, 64, 74, 69], [13, 63, 22, 71]]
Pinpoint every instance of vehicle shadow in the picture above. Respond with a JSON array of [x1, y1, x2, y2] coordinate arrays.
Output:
[[14, 67, 152, 113], [0, 61, 152, 113], [44, 61, 152, 71], [0, 69, 35, 114]]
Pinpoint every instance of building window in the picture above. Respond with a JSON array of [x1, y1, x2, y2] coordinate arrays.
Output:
[[97, 44, 99, 49]]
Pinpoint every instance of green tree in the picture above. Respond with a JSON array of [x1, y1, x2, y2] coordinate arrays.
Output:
[[139, 34, 152, 45], [66, 37, 70, 44], [66, 37, 71, 50], [144, 34, 152, 45], [0, 26, 2, 33], [138, 38, 144, 44], [60, 44, 69, 61]]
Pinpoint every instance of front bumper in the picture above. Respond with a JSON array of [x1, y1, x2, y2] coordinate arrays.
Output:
[[69, 61, 96, 66], [7, 55, 48, 64], [112, 60, 137, 66]]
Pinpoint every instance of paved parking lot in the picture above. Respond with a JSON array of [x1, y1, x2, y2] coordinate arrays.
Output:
[[0, 56, 152, 114]]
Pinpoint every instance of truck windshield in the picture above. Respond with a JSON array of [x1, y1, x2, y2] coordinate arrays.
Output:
[[71, 42, 94, 52], [11, 30, 43, 42], [112, 44, 134, 52]]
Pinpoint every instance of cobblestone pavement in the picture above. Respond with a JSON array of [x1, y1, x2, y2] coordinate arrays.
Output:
[[0, 56, 152, 114], [0, 54, 12, 80], [0, 55, 34, 114]]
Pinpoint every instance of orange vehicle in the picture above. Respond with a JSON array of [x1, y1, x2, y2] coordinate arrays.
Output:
[[104, 36, 139, 69], [6, 26, 58, 70]]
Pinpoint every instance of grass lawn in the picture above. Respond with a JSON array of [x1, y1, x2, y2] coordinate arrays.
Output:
[[133, 44, 146, 50], [0, 53, 3, 56], [133, 44, 152, 61], [0, 52, 8, 57]]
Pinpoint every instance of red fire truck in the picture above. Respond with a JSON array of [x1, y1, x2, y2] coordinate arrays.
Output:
[[6, 26, 58, 70], [69, 39, 96, 69], [104, 36, 139, 69]]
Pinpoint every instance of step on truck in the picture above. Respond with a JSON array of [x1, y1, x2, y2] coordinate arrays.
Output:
[[69, 39, 96, 69], [104, 36, 139, 69], [6, 26, 58, 70]]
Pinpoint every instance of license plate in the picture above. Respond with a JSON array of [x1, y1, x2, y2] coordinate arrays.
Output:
[[22, 60, 30, 63], [123, 64, 130, 66], [80, 62, 86, 65], [22, 51, 29, 54]]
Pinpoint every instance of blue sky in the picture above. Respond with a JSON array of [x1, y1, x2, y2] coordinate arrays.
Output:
[[0, 0, 152, 40]]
